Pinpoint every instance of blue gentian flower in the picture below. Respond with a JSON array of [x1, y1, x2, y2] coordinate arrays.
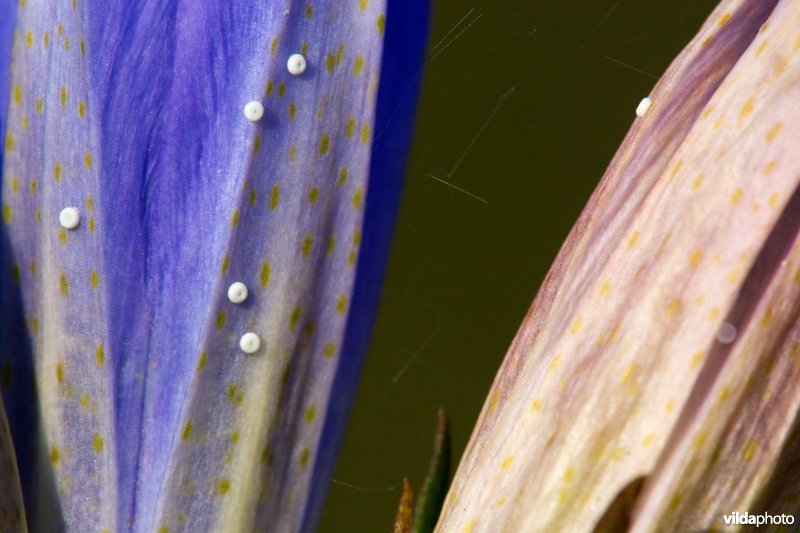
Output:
[[0, 0, 428, 531]]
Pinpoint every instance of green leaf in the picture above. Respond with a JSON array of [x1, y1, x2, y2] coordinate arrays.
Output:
[[413, 408, 451, 533]]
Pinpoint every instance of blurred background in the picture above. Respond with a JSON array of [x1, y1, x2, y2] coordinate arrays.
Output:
[[320, 1, 718, 530]]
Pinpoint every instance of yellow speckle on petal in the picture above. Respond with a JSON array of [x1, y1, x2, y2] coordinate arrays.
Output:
[[308, 187, 319, 204], [569, 315, 583, 334], [626, 231, 639, 250], [197, 351, 207, 372], [345, 116, 355, 139], [253, 135, 261, 154], [302, 235, 312, 258], [501, 455, 513, 470], [353, 186, 364, 209], [336, 294, 347, 315], [260, 261, 270, 287], [2, 204, 11, 224], [305, 4, 312, 19], [221, 254, 230, 275], [270, 37, 278, 55], [290, 305, 301, 331], [25, 31, 32, 48], [60, 273, 69, 296], [766, 123, 783, 143], [288, 102, 296, 121], [740, 98, 754, 119], [549, 354, 563, 371], [353, 55, 364, 76], [319, 133, 330, 155], [12, 84, 21, 106], [689, 250, 702, 267], [56, 362, 64, 384], [230, 209, 239, 228], [216, 312, 226, 330], [299, 447, 311, 468], [60, 85, 67, 106], [666, 299, 683, 317], [642, 433, 656, 447], [217, 478, 230, 494], [85, 152, 93, 169], [742, 440, 759, 462], [182, 422, 192, 441], [304, 405, 316, 422], [730, 188, 743, 204], [50, 447, 60, 465], [358, 0, 368, 9], [270, 185, 279, 210], [93, 433, 104, 453], [690, 174, 704, 191], [377, 14, 385, 35], [360, 124, 371, 144], [324, 343, 335, 358], [755, 39, 768, 57], [91, 269, 99, 289], [96, 343, 104, 367], [691, 351, 704, 369], [4, 134, 13, 152], [718, 12, 731, 26]]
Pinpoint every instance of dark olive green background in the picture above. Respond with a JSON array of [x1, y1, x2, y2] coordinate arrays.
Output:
[[320, 1, 717, 531]]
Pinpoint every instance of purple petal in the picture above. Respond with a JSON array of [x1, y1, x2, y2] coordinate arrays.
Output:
[[1, 0, 426, 531]]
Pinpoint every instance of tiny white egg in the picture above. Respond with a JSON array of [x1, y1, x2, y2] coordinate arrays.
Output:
[[243, 101, 264, 122], [227, 282, 249, 303], [717, 322, 737, 344], [59, 207, 80, 229], [287, 53, 307, 76], [635, 97, 652, 117], [240, 332, 261, 354]]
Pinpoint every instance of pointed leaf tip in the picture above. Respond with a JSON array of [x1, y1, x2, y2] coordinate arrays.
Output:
[[413, 408, 451, 533], [393, 478, 413, 533]]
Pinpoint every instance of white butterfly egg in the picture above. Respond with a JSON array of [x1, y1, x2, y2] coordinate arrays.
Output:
[[59, 207, 80, 229], [636, 97, 652, 117], [227, 282, 248, 303], [287, 53, 307, 76], [243, 101, 264, 122], [240, 332, 261, 354]]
